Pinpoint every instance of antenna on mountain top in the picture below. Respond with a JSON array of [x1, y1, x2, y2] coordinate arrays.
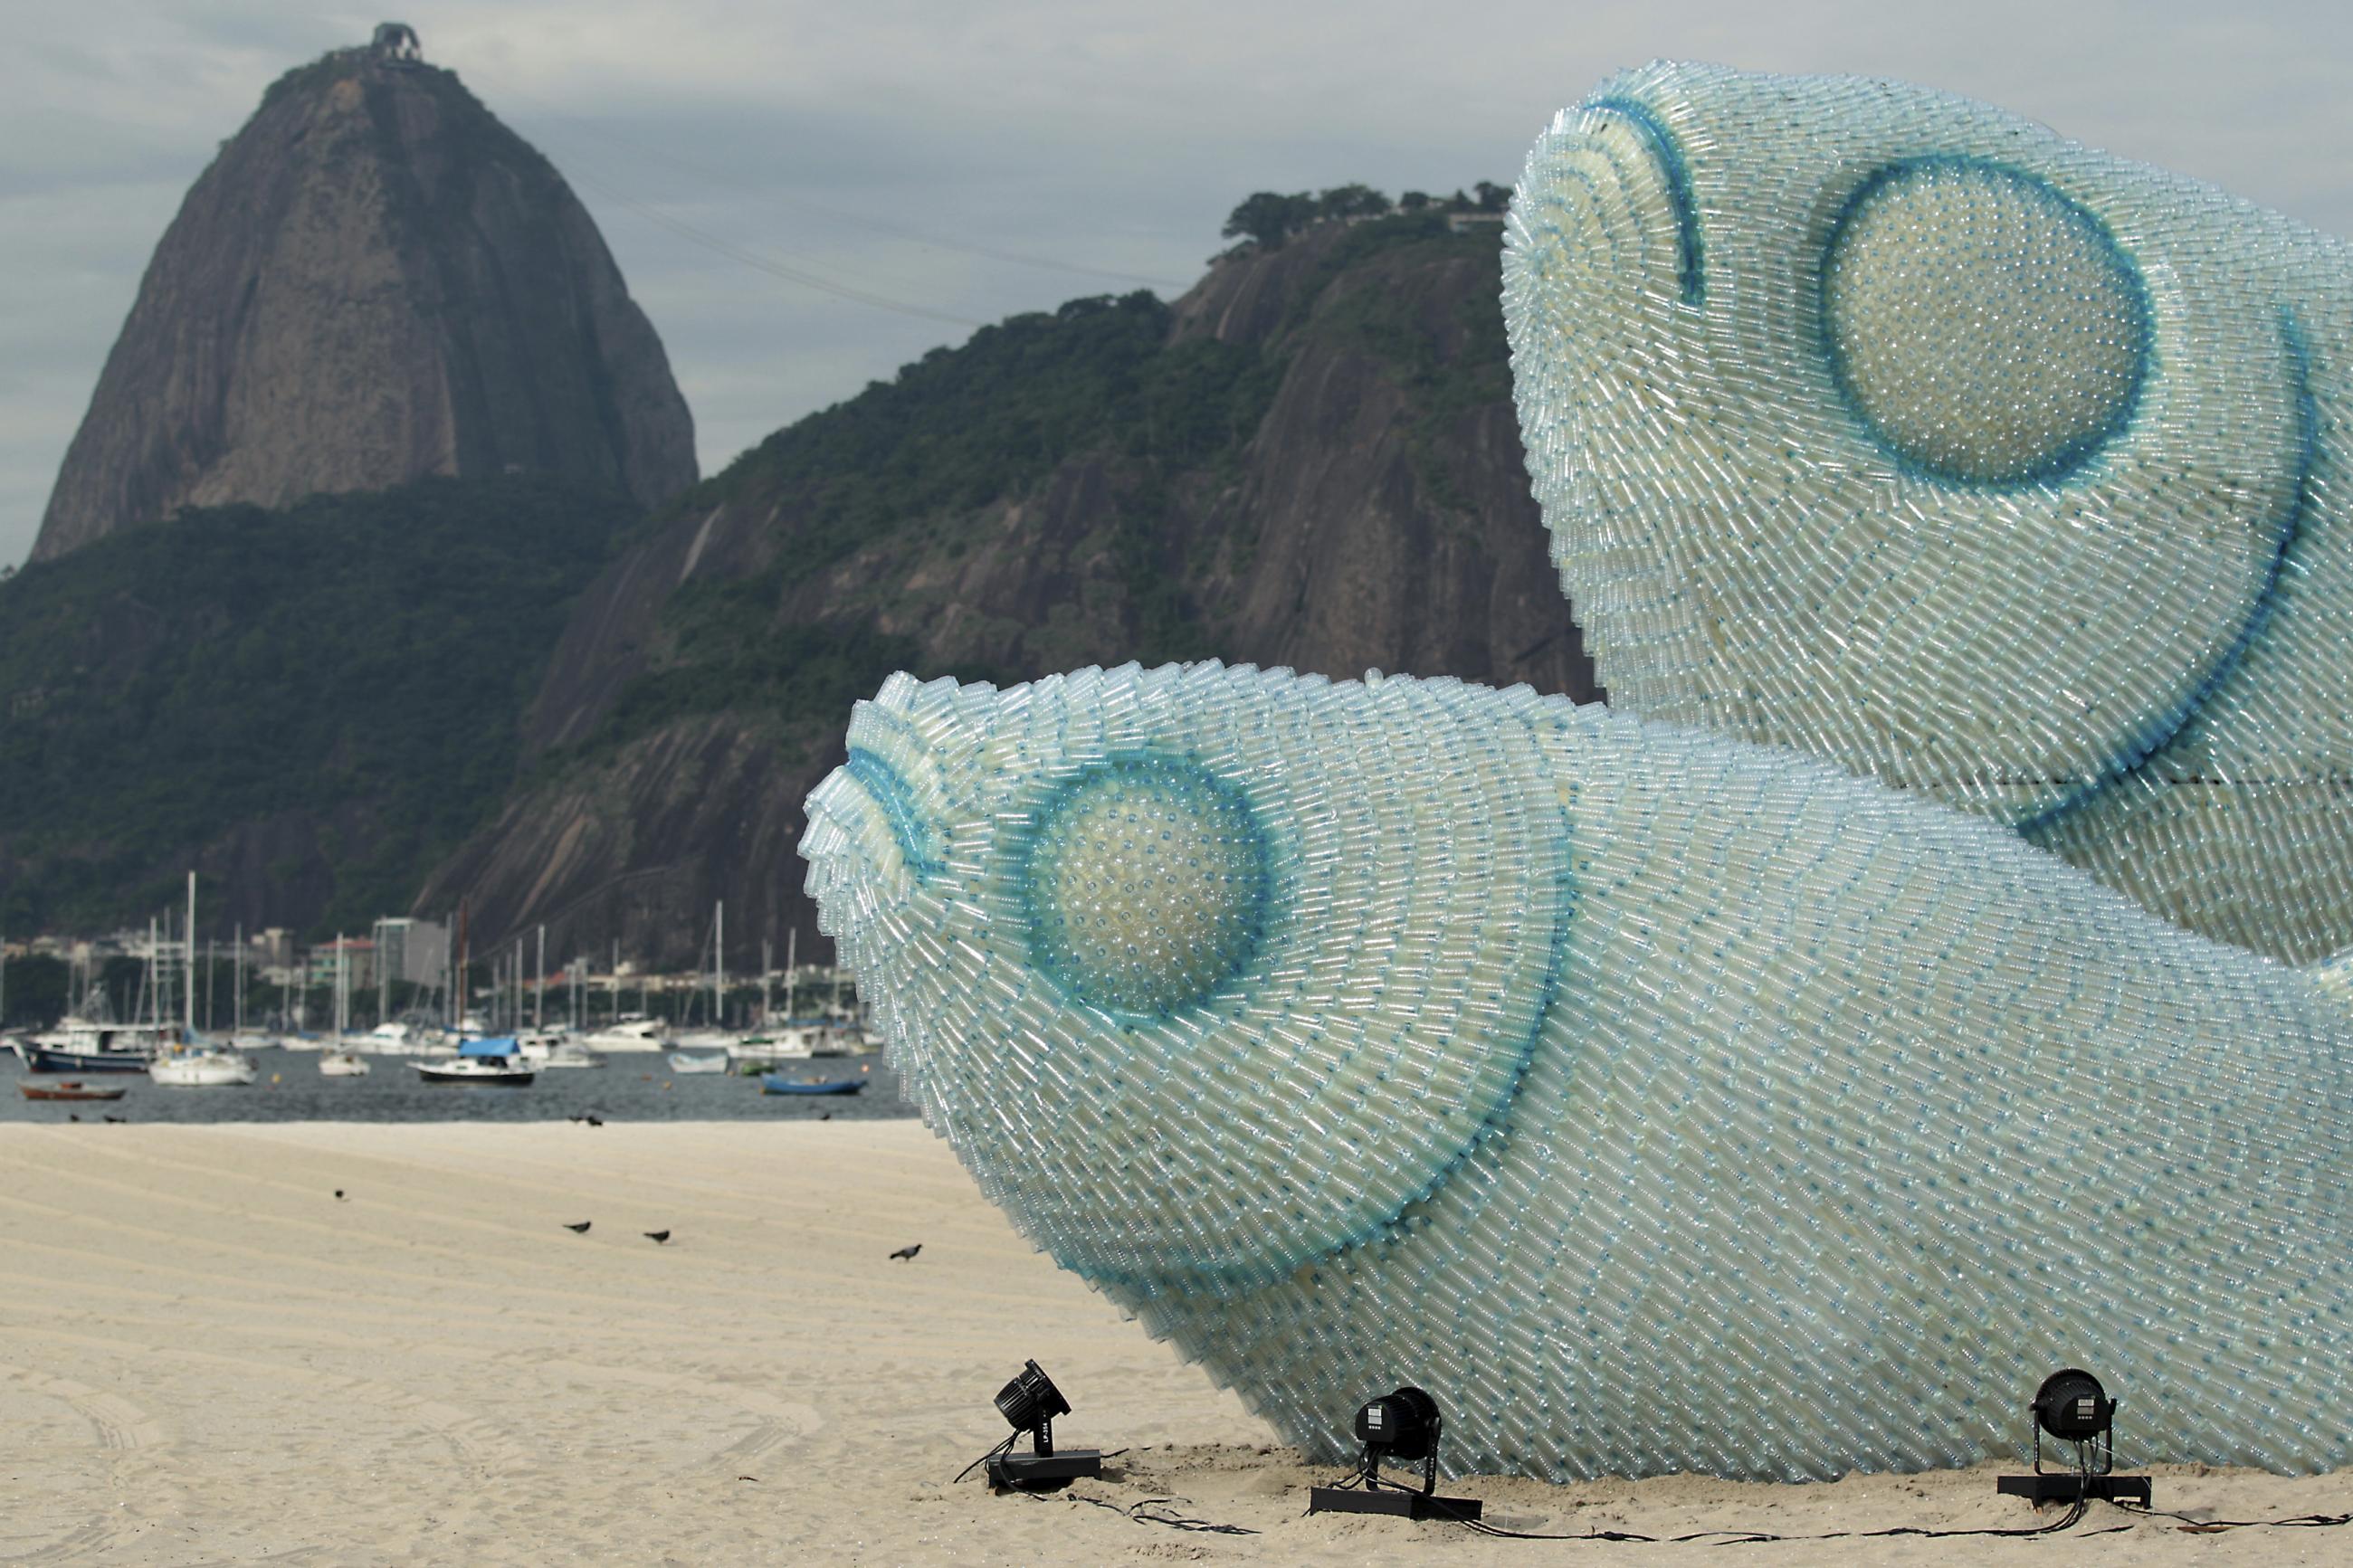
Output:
[[373, 23, 422, 66]]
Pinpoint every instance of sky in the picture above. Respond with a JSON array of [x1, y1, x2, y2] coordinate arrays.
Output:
[[4, 0, 2352, 565]]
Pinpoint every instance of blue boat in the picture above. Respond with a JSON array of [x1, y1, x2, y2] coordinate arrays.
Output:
[[12, 1022, 175, 1073], [21, 1043, 153, 1073], [760, 1074, 864, 1097]]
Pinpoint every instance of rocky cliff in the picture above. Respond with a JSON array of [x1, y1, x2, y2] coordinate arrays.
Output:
[[32, 38, 695, 562], [420, 215, 1599, 965]]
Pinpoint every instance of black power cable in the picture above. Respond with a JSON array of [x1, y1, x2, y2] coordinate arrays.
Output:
[[950, 1432, 1017, 1485], [1035, 1488, 1261, 1535], [2114, 1502, 2353, 1534]]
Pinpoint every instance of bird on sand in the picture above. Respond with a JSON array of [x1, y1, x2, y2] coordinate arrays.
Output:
[[334, 1189, 348, 1201], [643, 1230, 672, 1244], [565, 1221, 592, 1234], [889, 1244, 922, 1261]]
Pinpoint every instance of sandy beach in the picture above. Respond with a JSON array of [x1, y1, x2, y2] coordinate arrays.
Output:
[[3, 1121, 2350, 1565]]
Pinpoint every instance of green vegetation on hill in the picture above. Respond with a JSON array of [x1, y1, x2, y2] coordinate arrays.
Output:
[[688, 290, 1277, 588], [0, 475, 639, 935], [1221, 183, 1510, 250], [576, 287, 1300, 755], [561, 214, 1513, 768]]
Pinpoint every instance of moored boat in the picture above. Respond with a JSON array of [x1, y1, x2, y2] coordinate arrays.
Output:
[[666, 1051, 729, 1074], [412, 1037, 536, 1086], [759, 1074, 864, 1097], [579, 1016, 671, 1053], [149, 1045, 258, 1087], [518, 1032, 605, 1069], [17, 1017, 174, 1073], [319, 1050, 371, 1077], [18, 1079, 129, 1102], [729, 1025, 824, 1068], [361, 1022, 434, 1056]]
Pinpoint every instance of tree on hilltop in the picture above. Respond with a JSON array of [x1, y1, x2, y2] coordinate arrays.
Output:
[[1315, 184, 1391, 221], [1222, 191, 1318, 250]]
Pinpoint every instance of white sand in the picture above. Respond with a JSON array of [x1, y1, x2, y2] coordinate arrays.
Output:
[[2, 1121, 2348, 1565]]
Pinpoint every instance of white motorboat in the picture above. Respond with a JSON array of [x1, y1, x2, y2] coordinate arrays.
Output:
[[149, 1046, 258, 1087], [728, 1025, 824, 1067], [319, 1050, 371, 1077], [516, 1031, 605, 1069], [580, 1016, 672, 1053], [665, 1051, 729, 1074], [362, 1022, 434, 1056]]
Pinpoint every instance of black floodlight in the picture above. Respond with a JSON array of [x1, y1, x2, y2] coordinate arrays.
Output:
[[2033, 1368, 2114, 1442], [986, 1360, 1101, 1492], [994, 1360, 1071, 1434], [1997, 1367, 2149, 1508], [1309, 1384, 1482, 1522], [1357, 1386, 1442, 1462]]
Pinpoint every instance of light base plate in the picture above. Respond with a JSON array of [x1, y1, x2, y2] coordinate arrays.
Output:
[[1996, 1473, 2150, 1507], [1308, 1485, 1482, 1521]]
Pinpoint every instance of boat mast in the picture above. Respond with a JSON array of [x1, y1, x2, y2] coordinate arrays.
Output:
[[786, 927, 797, 1027], [535, 925, 545, 1033], [233, 926, 243, 1039], [377, 917, 389, 1029], [715, 901, 726, 1031], [186, 872, 196, 1043], [762, 938, 772, 1028], [455, 899, 471, 1039]]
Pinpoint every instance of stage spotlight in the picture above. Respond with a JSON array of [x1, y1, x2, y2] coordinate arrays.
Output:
[[1996, 1368, 2150, 1507], [1309, 1384, 1482, 1522], [2034, 1368, 2115, 1442], [985, 1360, 1101, 1491]]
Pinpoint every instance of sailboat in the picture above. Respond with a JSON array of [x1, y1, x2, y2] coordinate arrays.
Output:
[[670, 902, 735, 1051], [148, 877, 257, 1087], [317, 933, 370, 1073], [227, 924, 276, 1052], [729, 928, 825, 1066]]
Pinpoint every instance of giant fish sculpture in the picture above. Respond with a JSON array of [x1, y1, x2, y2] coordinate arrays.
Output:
[[802, 660, 2353, 1482], [1503, 62, 2353, 965]]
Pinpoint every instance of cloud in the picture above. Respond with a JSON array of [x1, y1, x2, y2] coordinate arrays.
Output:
[[4, 0, 2350, 563]]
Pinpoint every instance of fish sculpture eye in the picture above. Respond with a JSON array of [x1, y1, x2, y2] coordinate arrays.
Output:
[[1015, 755, 1273, 1017], [802, 664, 1570, 1290], [1820, 157, 2151, 486], [1503, 62, 2351, 963]]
